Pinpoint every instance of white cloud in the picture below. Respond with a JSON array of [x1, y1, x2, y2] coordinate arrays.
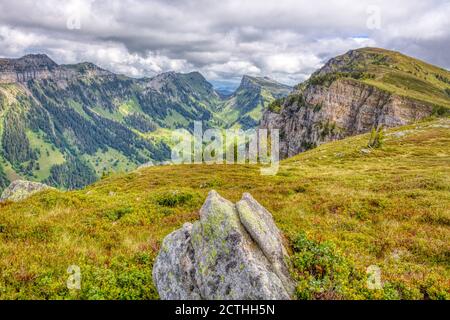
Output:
[[0, 0, 448, 86]]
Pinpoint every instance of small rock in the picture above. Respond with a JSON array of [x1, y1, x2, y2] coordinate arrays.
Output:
[[138, 161, 154, 169], [386, 130, 413, 138], [360, 148, 371, 154]]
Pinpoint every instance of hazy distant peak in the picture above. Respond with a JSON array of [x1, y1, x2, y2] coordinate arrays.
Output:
[[239, 75, 292, 91]]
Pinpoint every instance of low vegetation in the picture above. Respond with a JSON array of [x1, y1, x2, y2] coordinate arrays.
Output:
[[368, 126, 385, 149], [298, 48, 450, 114], [0, 118, 449, 300]]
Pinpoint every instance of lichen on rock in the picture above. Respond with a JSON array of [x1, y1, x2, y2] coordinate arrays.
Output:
[[152, 190, 295, 300]]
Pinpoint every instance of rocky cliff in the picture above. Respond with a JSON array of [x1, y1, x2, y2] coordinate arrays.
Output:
[[261, 47, 450, 158], [0, 54, 110, 84], [262, 78, 434, 158]]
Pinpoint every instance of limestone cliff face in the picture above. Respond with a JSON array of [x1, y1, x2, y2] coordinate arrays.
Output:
[[261, 78, 433, 158], [0, 54, 110, 84]]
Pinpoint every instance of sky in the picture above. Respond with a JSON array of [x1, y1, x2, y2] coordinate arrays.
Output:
[[0, 0, 449, 89]]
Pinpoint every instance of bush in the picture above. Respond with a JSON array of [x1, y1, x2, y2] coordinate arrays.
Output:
[[156, 190, 194, 207], [268, 98, 285, 113], [105, 206, 133, 221], [445, 88, 450, 97], [368, 126, 384, 149], [291, 232, 369, 300], [432, 104, 450, 117]]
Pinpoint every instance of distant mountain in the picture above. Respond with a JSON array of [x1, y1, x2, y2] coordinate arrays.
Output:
[[261, 47, 450, 158], [0, 54, 291, 191], [216, 75, 292, 129], [215, 87, 236, 98]]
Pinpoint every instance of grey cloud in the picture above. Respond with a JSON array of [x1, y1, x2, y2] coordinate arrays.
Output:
[[0, 0, 448, 87]]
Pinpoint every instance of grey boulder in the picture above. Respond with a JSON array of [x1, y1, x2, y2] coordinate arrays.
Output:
[[0, 180, 53, 202], [152, 190, 295, 300]]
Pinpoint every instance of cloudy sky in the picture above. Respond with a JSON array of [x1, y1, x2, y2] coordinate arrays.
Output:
[[0, 0, 449, 88]]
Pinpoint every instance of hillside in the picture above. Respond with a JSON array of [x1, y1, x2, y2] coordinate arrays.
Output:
[[308, 47, 450, 110], [216, 75, 292, 129], [262, 47, 450, 158], [0, 55, 290, 192], [0, 118, 448, 299]]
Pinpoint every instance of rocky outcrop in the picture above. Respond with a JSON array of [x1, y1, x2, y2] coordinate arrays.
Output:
[[260, 47, 450, 159], [261, 78, 434, 158], [152, 190, 295, 300], [0, 54, 111, 84], [0, 180, 53, 202], [219, 75, 292, 129]]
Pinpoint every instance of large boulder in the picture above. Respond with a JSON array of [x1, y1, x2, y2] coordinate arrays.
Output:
[[0, 180, 53, 202], [152, 190, 295, 300]]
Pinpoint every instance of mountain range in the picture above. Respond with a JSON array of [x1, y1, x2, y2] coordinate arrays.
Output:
[[0, 54, 291, 191], [1, 48, 449, 193]]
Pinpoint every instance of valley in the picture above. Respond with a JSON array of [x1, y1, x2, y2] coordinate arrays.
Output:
[[0, 55, 291, 191]]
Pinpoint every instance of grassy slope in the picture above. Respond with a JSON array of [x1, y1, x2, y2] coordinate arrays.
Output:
[[342, 48, 450, 109], [0, 84, 156, 186], [26, 130, 66, 180], [0, 118, 448, 299]]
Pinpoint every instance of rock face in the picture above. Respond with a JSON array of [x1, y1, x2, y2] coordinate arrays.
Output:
[[0, 54, 110, 84], [261, 78, 433, 158], [152, 190, 295, 300], [0, 180, 52, 202]]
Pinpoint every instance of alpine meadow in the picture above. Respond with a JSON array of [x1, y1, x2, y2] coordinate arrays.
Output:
[[0, 0, 449, 305]]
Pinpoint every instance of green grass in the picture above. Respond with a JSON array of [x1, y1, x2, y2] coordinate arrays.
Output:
[[163, 109, 190, 128], [83, 148, 136, 176], [118, 97, 143, 116], [26, 130, 65, 180], [0, 157, 20, 182], [356, 48, 450, 109], [305, 47, 450, 111], [0, 118, 449, 299], [68, 99, 93, 122]]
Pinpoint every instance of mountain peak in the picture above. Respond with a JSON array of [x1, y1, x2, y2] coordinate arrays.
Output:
[[240, 75, 264, 88], [312, 46, 420, 78], [20, 53, 55, 62], [239, 75, 291, 91], [0, 53, 58, 71], [146, 71, 214, 94], [63, 61, 111, 76]]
